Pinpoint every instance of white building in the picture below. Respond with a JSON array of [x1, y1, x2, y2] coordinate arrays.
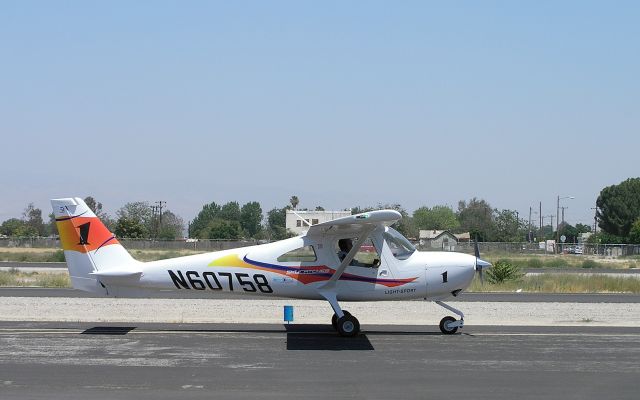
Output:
[[419, 230, 471, 251], [285, 210, 352, 235]]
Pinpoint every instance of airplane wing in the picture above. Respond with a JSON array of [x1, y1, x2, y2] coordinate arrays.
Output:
[[305, 209, 402, 237], [307, 210, 402, 288]]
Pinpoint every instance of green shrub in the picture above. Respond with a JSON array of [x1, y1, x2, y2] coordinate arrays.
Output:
[[582, 259, 602, 269], [486, 260, 523, 284], [527, 258, 543, 268], [544, 258, 567, 268], [0, 271, 19, 286], [50, 250, 66, 262]]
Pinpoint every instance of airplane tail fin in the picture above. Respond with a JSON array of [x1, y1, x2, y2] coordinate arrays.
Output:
[[51, 197, 140, 294]]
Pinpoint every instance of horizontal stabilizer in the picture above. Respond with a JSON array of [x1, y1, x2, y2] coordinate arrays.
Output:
[[89, 270, 143, 285]]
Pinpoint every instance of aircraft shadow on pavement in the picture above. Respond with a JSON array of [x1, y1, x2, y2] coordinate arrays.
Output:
[[284, 324, 374, 351], [81, 326, 137, 335]]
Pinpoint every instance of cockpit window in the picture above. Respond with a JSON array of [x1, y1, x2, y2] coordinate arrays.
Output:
[[277, 245, 317, 262], [383, 227, 416, 260]]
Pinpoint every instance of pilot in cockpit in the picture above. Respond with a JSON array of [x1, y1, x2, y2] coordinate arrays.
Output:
[[337, 238, 353, 262]]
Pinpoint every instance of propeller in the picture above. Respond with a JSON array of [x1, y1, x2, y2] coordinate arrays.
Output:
[[474, 238, 492, 284]]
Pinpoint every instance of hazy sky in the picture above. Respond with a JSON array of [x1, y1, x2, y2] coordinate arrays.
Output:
[[1, 1, 638, 227]]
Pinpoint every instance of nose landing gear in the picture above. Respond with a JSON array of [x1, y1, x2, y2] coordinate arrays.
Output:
[[435, 301, 464, 335]]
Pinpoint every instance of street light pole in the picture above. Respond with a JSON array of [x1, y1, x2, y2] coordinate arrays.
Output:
[[556, 195, 575, 252]]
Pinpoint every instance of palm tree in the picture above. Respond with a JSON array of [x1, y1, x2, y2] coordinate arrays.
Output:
[[289, 196, 299, 210]]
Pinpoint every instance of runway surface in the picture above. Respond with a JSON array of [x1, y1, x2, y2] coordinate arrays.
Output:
[[1, 287, 638, 303], [0, 322, 637, 399]]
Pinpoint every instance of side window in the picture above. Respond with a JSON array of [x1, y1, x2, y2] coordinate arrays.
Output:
[[335, 236, 380, 268], [277, 245, 317, 262]]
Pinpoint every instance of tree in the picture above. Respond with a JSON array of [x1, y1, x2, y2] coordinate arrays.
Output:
[[596, 177, 640, 238], [629, 219, 640, 244], [114, 216, 147, 238], [289, 195, 299, 210], [266, 207, 289, 240], [587, 231, 626, 244], [22, 203, 45, 236], [115, 202, 152, 238], [206, 219, 241, 239], [558, 222, 579, 244], [0, 218, 26, 237], [575, 223, 592, 234], [493, 209, 526, 242], [457, 198, 495, 241], [190, 202, 220, 238], [44, 213, 57, 237], [413, 205, 459, 231], [315, 206, 325, 211], [240, 202, 263, 237], [157, 210, 184, 240], [219, 201, 241, 222]]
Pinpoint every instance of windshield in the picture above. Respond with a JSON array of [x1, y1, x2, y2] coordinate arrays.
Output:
[[383, 227, 416, 260]]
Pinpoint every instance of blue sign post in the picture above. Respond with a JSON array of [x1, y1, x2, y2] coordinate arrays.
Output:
[[283, 305, 294, 324]]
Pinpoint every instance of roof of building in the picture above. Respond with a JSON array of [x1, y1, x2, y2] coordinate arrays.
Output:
[[419, 230, 471, 240], [419, 230, 454, 239], [454, 232, 471, 240]]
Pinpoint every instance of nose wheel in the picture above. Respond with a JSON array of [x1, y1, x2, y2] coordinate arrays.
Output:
[[439, 316, 459, 334], [435, 301, 464, 335]]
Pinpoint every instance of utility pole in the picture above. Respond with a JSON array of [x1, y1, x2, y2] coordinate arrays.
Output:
[[150, 205, 159, 238], [556, 196, 574, 253], [528, 206, 532, 243], [539, 201, 542, 242], [591, 207, 598, 233], [556, 195, 560, 247], [155, 201, 166, 238]]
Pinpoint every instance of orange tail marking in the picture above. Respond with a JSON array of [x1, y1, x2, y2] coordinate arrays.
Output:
[[56, 216, 119, 253]]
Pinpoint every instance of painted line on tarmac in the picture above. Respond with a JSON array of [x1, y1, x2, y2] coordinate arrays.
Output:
[[0, 328, 638, 338]]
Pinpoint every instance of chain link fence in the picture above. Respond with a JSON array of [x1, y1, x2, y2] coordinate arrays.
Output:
[[0, 237, 263, 252], [418, 241, 640, 257], [2, 237, 639, 258]]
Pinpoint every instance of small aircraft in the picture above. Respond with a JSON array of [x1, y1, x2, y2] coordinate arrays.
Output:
[[52, 197, 492, 337]]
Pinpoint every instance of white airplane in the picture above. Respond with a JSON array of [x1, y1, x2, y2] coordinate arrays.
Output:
[[52, 197, 492, 337]]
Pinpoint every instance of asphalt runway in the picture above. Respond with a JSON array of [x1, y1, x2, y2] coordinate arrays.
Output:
[[1, 287, 639, 303], [0, 322, 637, 400]]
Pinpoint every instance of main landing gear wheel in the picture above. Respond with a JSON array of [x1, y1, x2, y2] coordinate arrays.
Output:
[[331, 310, 351, 330], [439, 316, 458, 335], [336, 314, 360, 337]]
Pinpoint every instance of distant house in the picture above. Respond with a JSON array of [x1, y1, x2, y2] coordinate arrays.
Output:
[[285, 210, 352, 235], [453, 232, 471, 242], [419, 230, 470, 250]]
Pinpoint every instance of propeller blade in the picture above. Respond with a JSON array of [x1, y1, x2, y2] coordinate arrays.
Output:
[[473, 237, 489, 285]]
